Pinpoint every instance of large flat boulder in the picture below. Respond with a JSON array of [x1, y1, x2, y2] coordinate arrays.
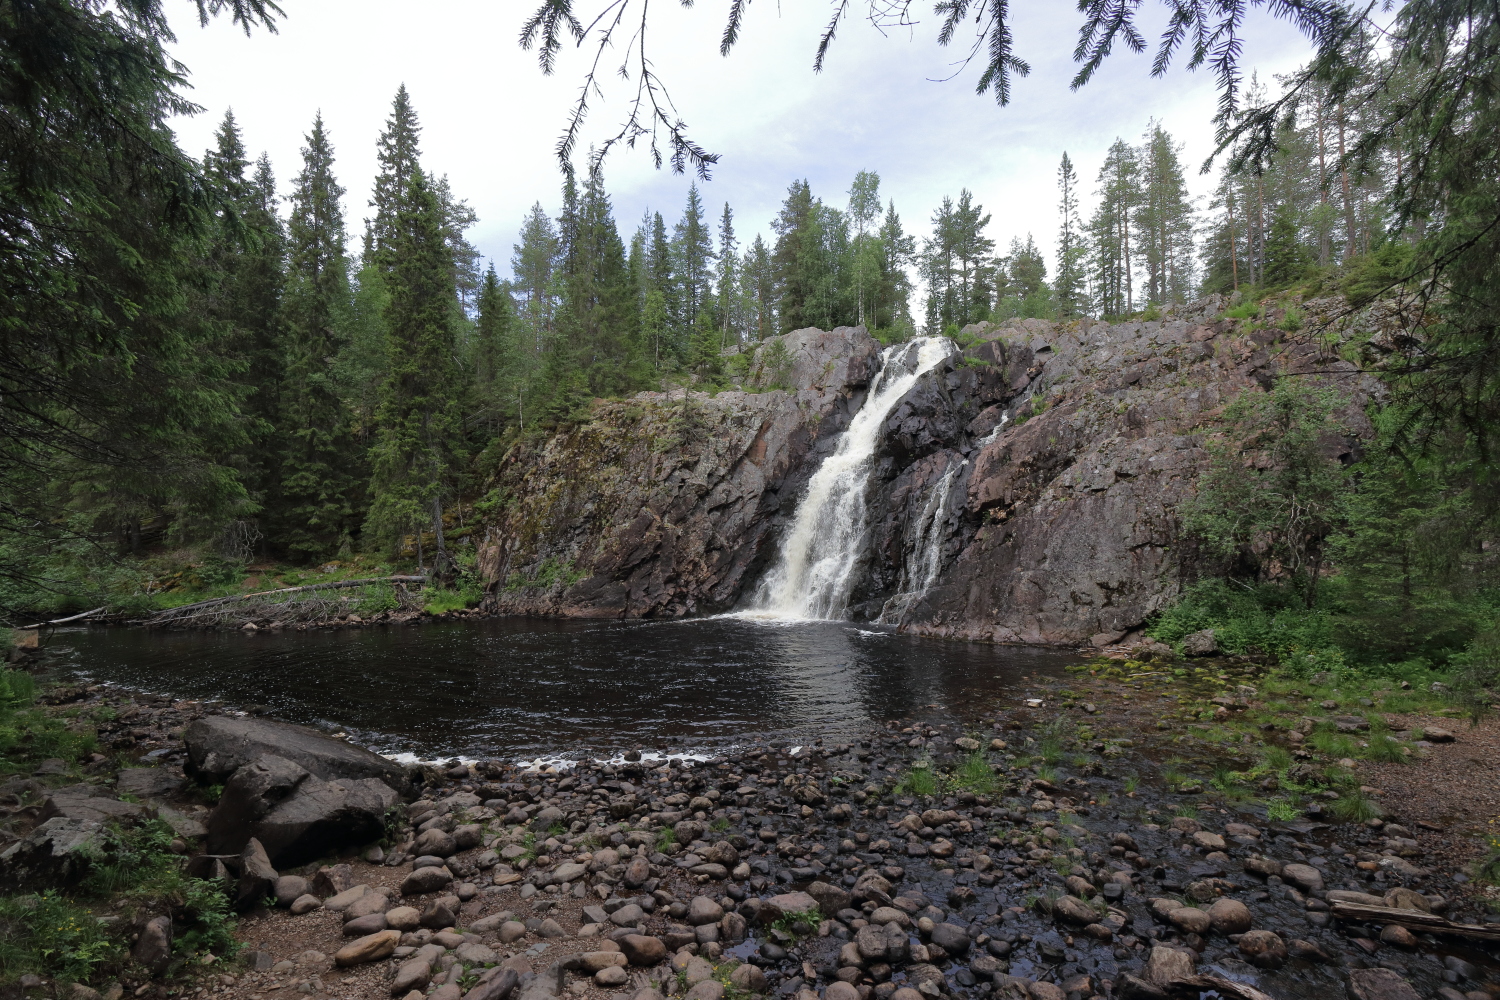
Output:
[[185, 715, 413, 797], [39, 785, 151, 826], [206, 754, 398, 867]]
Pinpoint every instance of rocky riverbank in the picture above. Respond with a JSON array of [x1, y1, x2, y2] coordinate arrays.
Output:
[[1, 644, 1497, 1000]]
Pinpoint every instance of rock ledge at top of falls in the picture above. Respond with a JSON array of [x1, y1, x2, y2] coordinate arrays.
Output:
[[474, 299, 1385, 642]]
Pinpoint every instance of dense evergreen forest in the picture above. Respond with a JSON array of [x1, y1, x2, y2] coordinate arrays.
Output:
[[3, 0, 1499, 701]]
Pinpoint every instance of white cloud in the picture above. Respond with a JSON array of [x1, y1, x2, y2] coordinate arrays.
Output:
[[166, 0, 1314, 287]]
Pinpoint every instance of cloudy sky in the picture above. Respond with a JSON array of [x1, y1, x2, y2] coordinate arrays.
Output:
[[165, 0, 1315, 286]]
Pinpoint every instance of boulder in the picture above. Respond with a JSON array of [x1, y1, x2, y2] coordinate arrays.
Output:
[[1050, 896, 1097, 926], [929, 923, 971, 954], [274, 875, 308, 907], [116, 768, 185, 799], [806, 880, 853, 916], [1347, 969, 1421, 1000], [1166, 907, 1210, 935], [334, 929, 401, 967], [617, 934, 667, 966], [1279, 863, 1324, 892], [1236, 930, 1286, 968], [206, 754, 399, 867], [133, 915, 173, 974], [0, 817, 101, 892], [413, 828, 457, 857], [761, 891, 820, 922], [1144, 945, 1195, 985], [184, 715, 413, 796], [463, 969, 519, 1000], [1182, 629, 1219, 656], [40, 786, 150, 827], [687, 896, 723, 926], [1206, 897, 1252, 934], [391, 958, 432, 996], [234, 837, 280, 912]]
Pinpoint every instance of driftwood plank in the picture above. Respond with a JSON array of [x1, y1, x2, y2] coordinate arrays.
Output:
[[1330, 901, 1500, 941]]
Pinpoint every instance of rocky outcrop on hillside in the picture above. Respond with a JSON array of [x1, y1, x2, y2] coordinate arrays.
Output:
[[474, 300, 1373, 643]]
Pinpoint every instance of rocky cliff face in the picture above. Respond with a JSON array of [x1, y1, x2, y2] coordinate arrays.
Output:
[[474, 328, 882, 618], [475, 301, 1371, 643]]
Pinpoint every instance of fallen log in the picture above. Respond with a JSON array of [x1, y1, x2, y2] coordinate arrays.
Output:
[[1116, 973, 1277, 1000], [147, 576, 427, 624], [18, 606, 107, 629], [1330, 901, 1500, 942]]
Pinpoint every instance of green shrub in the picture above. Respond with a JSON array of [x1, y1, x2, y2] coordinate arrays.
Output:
[[1147, 579, 1338, 666], [0, 892, 120, 984], [893, 763, 940, 797]]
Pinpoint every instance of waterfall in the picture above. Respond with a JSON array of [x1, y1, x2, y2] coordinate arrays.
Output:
[[745, 336, 953, 620], [877, 456, 966, 625]]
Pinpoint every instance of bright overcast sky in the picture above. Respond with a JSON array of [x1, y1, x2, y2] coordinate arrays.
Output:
[[165, 0, 1315, 285]]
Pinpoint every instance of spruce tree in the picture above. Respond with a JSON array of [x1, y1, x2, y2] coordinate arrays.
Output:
[[672, 184, 715, 339], [772, 180, 815, 332], [741, 235, 776, 341], [201, 111, 285, 526], [366, 85, 423, 268], [561, 167, 637, 395], [279, 113, 361, 558], [512, 203, 559, 357], [473, 264, 522, 430], [877, 201, 917, 335], [647, 211, 677, 358], [1089, 138, 1140, 316], [366, 172, 465, 577], [1054, 152, 1090, 317], [1135, 122, 1196, 306], [716, 202, 739, 348]]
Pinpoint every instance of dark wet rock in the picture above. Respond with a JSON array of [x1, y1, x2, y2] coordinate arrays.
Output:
[[1279, 863, 1324, 892], [234, 836, 279, 912], [1206, 897, 1252, 934], [206, 754, 398, 866], [184, 715, 413, 796], [929, 922, 971, 954], [0, 817, 101, 892]]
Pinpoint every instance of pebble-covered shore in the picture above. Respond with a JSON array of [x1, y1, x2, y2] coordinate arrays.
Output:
[[4, 649, 1499, 1000]]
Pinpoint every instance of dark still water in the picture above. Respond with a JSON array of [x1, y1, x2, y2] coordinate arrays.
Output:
[[47, 617, 1078, 762]]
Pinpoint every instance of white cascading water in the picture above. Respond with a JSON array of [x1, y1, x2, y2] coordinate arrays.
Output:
[[877, 456, 966, 625], [745, 336, 953, 620]]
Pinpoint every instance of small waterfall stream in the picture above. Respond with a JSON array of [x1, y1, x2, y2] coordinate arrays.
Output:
[[877, 456, 966, 624], [744, 336, 953, 620]]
